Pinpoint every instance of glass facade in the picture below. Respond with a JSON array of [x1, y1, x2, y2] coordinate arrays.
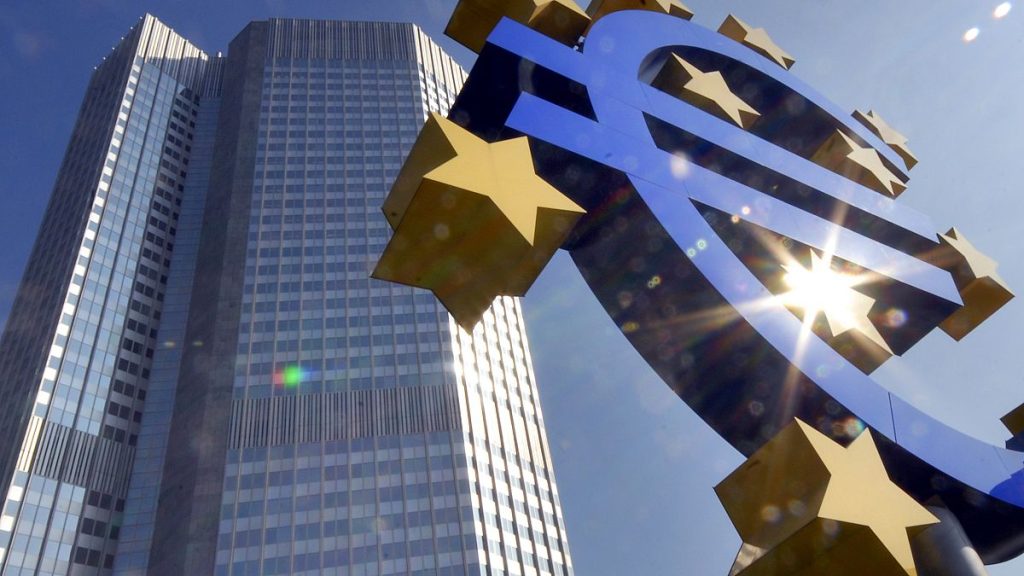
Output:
[[113, 92, 223, 571], [192, 21, 573, 576], [215, 34, 466, 576], [0, 15, 217, 576], [0, 15, 571, 576]]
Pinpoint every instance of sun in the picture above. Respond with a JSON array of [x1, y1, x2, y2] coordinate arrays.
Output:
[[779, 252, 891, 358], [782, 252, 862, 326]]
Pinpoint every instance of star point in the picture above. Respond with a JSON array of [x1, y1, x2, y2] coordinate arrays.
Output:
[[941, 228, 1007, 286], [853, 109, 918, 170], [652, 55, 760, 129], [446, 0, 590, 53], [1002, 403, 1024, 439], [923, 227, 1014, 340], [719, 15, 795, 70], [812, 130, 907, 197], [717, 419, 938, 576], [586, 0, 693, 22], [375, 114, 585, 329]]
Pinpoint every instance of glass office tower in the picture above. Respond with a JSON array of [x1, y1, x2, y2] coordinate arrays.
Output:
[[0, 14, 572, 576], [0, 15, 218, 575]]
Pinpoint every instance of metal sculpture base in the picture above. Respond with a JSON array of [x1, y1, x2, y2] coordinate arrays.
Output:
[[913, 506, 989, 576]]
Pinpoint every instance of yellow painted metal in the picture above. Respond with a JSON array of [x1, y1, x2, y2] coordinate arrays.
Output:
[[716, 419, 938, 576], [920, 227, 1015, 341], [374, 113, 585, 329], [445, 0, 590, 53], [853, 110, 918, 171], [382, 116, 459, 230], [811, 130, 907, 197], [652, 55, 759, 129], [586, 0, 693, 22], [718, 15, 795, 70]]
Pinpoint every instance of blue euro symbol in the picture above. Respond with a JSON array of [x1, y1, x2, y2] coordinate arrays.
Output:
[[448, 10, 1024, 561]]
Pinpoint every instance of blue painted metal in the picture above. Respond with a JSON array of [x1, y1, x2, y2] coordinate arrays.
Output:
[[447, 11, 1024, 561]]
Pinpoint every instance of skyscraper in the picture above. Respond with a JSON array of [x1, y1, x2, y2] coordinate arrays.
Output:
[[0, 14, 572, 576]]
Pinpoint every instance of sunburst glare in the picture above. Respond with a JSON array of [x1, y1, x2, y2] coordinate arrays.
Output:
[[776, 250, 893, 372], [781, 253, 864, 328]]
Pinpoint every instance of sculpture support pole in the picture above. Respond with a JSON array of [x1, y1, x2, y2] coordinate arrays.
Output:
[[913, 506, 989, 576]]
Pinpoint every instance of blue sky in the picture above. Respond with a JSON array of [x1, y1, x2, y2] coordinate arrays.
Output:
[[2, 1, 1023, 574]]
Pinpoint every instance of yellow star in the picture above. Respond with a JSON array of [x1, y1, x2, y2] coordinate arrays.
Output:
[[424, 138, 582, 244], [853, 109, 918, 170], [781, 252, 892, 373], [374, 113, 585, 329], [718, 15, 795, 70], [716, 419, 938, 576], [923, 228, 1014, 340], [940, 228, 1007, 287], [586, 0, 694, 22], [446, 0, 590, 53], [812, 426, 938, 574], [652, 55, 760, 128], [812, 130, 907, 197]]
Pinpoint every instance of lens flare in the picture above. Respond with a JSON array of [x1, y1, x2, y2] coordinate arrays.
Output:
[[995, 2, 1012, 18], [761, 505, 782, 523], [433, 223, 450, 240], [274, 364, 305, 388], [781, 257, 861, 325], [963, 27, 980, 42], [669, 152, 691, 179], [843, 417, 865, 437], [883, 308, 908, 328]]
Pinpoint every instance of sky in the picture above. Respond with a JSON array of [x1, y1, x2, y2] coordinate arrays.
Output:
[[2, 0, 1024, 574]]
